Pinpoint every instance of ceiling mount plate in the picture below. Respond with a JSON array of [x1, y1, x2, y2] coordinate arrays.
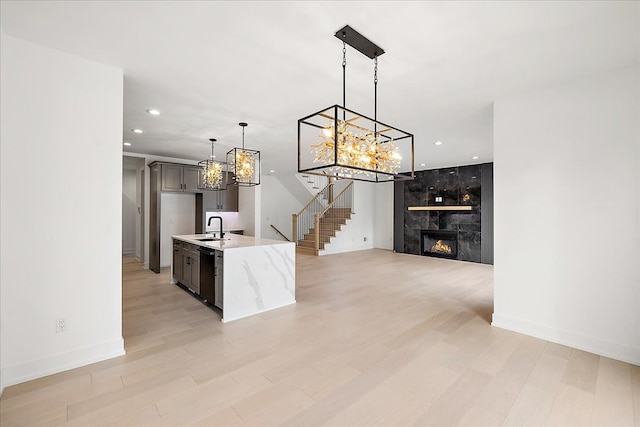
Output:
[[334, 25, 385, 59]]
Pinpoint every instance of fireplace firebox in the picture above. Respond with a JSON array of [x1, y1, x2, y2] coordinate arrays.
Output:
[[421, 230, 458, 260]]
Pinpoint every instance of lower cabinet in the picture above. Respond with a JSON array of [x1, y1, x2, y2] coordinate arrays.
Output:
[[214, 251, 224, 309], [173, 239, 222, 311], [182, 249, 200, 294], [173, 239, 200, 294], [172, 241, 182, 282]]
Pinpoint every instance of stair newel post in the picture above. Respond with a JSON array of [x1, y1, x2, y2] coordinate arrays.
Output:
[[328, 177, 334, 203], [314, 213, 321, 255], [292, 214, 298, 247]]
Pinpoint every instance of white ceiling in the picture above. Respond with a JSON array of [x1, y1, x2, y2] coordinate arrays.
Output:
[[2, 1, 638, 174]]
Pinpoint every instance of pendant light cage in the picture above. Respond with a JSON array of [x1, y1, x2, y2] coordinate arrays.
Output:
[[198, 138, 228, 191], [227, 122, 260, 187], [297, 25, 415, 183], [298, 104, 414, 182]]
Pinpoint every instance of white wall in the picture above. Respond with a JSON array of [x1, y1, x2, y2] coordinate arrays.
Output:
[[260, 175, 304, 242], [122, 169, 137, 254], [204, 212, 243, 233], [160, 193, 196, 267], [373, 182, 394, 250], [322, 181, 376, 255], [239, 185, 261, 237], [493, 65, 640, 365], [0, 35, 125, 392]]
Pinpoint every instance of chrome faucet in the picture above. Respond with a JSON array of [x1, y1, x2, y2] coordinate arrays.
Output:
[[207, 216, 225, 238]]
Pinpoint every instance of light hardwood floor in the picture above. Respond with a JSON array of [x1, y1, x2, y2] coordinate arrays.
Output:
[[1, 250, 638, 426]]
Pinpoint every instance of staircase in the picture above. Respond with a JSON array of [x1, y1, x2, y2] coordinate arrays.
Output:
[[292, 180, 354, 256], [296, 173, 330, 197]]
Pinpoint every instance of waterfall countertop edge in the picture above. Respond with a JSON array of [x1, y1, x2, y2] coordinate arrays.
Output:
[[172, 233, 293, 251]]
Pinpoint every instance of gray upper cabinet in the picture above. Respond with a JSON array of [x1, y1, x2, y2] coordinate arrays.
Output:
[[183, 167, 200, 192], [160, 163, 202, 193], [202, 180, 238, 212], [161, 164, 183, 192]]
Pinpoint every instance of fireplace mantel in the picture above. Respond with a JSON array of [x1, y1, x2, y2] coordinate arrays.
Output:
[[408, 206, 473, 211]]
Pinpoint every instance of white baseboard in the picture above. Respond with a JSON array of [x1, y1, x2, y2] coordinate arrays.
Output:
[[0, 337, 125, 395], [492, 313, 640, 366]]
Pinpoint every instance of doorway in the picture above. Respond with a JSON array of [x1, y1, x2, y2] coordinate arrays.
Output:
[[123, 156, 145, 261]]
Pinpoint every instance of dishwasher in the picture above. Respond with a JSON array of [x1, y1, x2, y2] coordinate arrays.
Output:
[[198, 247, 223, 309]]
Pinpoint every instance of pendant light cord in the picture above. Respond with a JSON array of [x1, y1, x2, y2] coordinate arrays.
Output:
[[342, 34, 346, 110], [374, 56, 378, 123], [209, 138, 216, 158]]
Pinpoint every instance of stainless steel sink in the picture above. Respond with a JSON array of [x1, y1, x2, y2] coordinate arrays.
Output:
[[197, 237, 225, 242]]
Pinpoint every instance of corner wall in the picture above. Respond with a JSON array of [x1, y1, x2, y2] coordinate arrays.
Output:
[[493, 65, 640, 365], [261, 175, 303, 242], [0, 35, 125, 392]]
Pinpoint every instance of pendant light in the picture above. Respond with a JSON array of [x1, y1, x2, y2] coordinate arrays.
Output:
[[198, 138, 226, 190], [227, 122, 260, 186], [297, 25, 414, 183]]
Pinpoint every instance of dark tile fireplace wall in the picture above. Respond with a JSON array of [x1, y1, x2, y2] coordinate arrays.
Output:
[[393, 163, 494, 264]]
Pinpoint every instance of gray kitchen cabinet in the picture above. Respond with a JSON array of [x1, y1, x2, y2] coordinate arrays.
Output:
[[161, 164, 201, 192], [183, 167, 200, 192], [214, 250, 223, 309], [177, 242, 200, 295], [202, 174, 238, 212], [161, 164, 183, 191], [172, 240, 183, 282], [150, 162, 203, 274]]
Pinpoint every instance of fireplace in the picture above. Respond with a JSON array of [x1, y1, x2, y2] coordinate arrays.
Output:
[[421, 230, 458, 260]]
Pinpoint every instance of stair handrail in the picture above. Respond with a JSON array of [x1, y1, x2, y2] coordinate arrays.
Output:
[[295, 181, 333, 216], [313, 181, 354, 253], [270, 224, 291, 242], [319, 181, 353, 217]]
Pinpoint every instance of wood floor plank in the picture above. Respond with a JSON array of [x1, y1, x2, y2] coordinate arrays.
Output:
[[412, 368, 493, 426], [474, 336, 545, 418], [561, 349, 600, 394], [546, 383, 594, 426], [0, 252, 636, 426], [591, 357, 635, 426], [632, 365, 640, 425]]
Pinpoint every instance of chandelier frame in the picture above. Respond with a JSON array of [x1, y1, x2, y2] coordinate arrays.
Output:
[[198, 138, 228, 191], [297, 25, 415, 183], [298, 104, 414, 182]]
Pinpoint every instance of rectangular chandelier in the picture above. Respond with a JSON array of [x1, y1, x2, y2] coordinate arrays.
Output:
[[298, 104, 414, 182], [297, 25, 415, 183]]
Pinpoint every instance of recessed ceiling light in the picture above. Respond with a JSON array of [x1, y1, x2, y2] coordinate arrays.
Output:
[[146, 109, 160, 115], [269, 170, 275, 173], [123, 142, 131, 146], [472, 156, 479, 160], [434, 141, 443, 146], [132, 129, 143, 134], [420, 163, 426, 167]]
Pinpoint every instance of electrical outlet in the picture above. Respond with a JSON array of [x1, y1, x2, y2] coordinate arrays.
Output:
[[363, 237, 367, 242], [56, 318, 67, 333]]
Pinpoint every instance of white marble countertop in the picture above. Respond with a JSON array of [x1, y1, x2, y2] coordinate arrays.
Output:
[[172, 233, 291, 251]]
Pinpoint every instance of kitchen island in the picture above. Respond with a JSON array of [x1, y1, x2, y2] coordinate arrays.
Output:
[[171, 233, 295, 323]]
